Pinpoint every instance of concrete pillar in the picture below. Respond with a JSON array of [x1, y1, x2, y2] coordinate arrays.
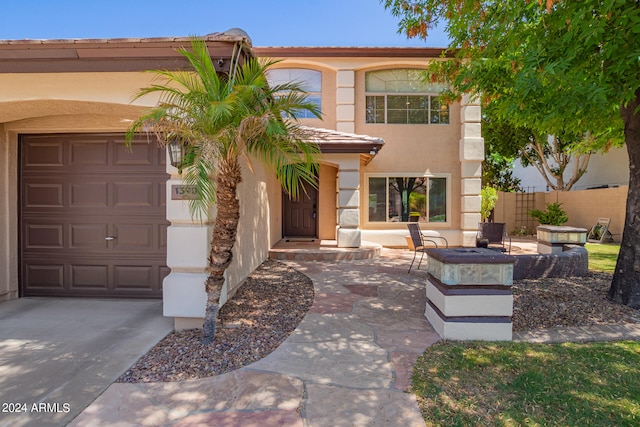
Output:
[[162, 160, 216, 330], [336, 70, 355, 134], [337, 169, 361, 247], [459, 94, 484, 247], [425, 248, 514, 341]]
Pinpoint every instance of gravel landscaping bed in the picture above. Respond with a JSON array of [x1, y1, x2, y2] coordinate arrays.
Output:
[[118, 262, 640, 383], [117, 260, 313, 383], [512, 270, 640, 331]]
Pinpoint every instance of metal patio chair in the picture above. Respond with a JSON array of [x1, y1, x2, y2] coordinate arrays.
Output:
[[476, 222, 511, 253], [407, 223, 443, 273]]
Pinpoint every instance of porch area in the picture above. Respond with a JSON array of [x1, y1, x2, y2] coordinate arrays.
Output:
[[269, 237, 539, 262], [269, 239, 382, 261]]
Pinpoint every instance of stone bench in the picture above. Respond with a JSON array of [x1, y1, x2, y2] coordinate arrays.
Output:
[[513, 245, 588, 280]]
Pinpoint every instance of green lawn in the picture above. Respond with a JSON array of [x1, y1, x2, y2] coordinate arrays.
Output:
[[586, 243, 620, 272], [413, 341, 640, 426]]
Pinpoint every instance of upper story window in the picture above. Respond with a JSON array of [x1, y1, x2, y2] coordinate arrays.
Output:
[[266, 68, 322, 119], [365, 69, 449, 124]]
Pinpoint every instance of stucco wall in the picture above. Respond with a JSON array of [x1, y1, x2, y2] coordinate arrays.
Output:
[[0, 126, 19, 301], [228, 159, 280, 296], [264, 55, 471, 247], [355, 67, 462, 234], [318, 163, 338, 240]]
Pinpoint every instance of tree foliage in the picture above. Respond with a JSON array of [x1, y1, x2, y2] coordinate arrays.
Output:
[[480, 186, 498, 222], [384, 0, 640, 307], [481, 106, 523, 191], [127, 38, 321, 343], [483, 107, 594, 191], [384, 0, 636, 133]]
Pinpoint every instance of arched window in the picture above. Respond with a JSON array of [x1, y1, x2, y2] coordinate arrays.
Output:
[[365, 69, 449, 124], [267, 68, 322, 119]]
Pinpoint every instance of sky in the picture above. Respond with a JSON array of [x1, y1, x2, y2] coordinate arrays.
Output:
[[0, 0, 449, 47]]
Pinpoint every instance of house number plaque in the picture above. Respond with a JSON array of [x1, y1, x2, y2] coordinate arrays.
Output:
[[171, 185, 198, 200]]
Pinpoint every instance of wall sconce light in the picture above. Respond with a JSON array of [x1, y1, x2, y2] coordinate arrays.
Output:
[[168, 140, 186, 172]]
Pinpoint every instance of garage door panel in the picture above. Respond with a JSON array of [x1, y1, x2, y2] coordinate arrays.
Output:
[[24, 263, 65, 289], [114, 265, 154, 290], [71, 224, 109, 249], [25, 223, 64, 248], [114, 141, 154, 166], [22, 141, 64, 167], [70, 141, 109, 167], [71, 265, 109, 288], [113, 181, 155, 208], [20, 133, 169, 298], [159, 223, 168, 249], [24, 183, 64, 207], [113, 224, 154, 250], [70, 181, 109, 207], [159, 182, 167, 207]]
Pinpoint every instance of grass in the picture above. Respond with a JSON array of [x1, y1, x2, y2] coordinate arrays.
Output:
[[413, 341, 640, 426], [586, 243, 620, 272]]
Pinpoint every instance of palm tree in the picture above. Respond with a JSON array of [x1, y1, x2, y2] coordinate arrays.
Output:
[[127, 38, 320, 344]]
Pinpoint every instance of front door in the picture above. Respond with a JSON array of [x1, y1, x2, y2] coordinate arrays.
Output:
[[283, 181, 318, 238]]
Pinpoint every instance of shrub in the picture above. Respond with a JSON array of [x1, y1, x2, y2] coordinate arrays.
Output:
[[529, 202, 568, 225]]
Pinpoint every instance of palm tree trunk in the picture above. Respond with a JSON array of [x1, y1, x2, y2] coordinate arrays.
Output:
[[202, 157, 242, 344]]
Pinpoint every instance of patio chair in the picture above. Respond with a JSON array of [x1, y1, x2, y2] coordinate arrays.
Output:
[[407, 223, 442, 273], [476, 222, 511, 253]]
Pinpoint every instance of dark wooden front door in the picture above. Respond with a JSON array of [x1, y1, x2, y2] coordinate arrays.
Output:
[[283, 181, 318, 238], [19, 133, 169, 298]]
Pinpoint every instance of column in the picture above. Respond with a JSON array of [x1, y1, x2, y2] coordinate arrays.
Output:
[[336, 70, 355, 134], [336, 156, 361, 248], [459, 94, 483, 247], [162, 161, 213, 330]]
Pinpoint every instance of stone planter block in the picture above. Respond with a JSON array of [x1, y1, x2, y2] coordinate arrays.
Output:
[[424, 248, 515, 341], [537, 225, 587, 254]]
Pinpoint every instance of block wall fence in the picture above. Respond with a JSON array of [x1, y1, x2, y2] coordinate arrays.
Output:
[[494, 186, 627, 239]]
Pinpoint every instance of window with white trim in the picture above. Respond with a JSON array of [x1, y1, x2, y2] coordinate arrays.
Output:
[[266, 68, 322, 118], [365, 69, 449, 124], [367, 175, 448, 223]]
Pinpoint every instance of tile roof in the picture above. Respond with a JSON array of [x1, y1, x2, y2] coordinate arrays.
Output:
[[301, 126, 384, 154]]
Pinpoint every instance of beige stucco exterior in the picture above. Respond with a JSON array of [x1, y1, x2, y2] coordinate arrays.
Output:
[[0, 38, 483, 327], [263, 51, 482, 248], [0, 74, 155, 303]]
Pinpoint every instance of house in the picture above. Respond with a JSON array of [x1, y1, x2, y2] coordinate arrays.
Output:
[[0, 30, 483, 328]]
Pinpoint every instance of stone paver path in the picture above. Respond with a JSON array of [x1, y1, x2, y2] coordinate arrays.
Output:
[[71, 250, 440, 427], [70, 248, 640, 426]]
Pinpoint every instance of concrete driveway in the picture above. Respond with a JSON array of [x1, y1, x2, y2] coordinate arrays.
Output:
[[0, 298, 173, 427]]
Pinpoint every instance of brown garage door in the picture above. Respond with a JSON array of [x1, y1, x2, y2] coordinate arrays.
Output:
[[20, 133, 169, 298]]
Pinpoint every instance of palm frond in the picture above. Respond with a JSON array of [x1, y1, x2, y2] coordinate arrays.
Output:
[[182, 147, 217, 220]]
